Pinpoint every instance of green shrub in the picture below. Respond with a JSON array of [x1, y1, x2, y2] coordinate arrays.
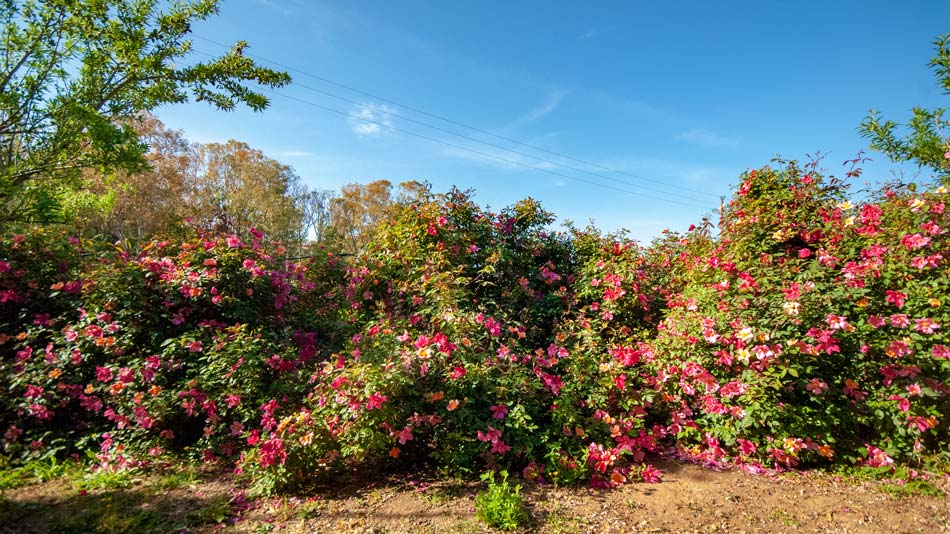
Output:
[[648, 163, 950, 470], [3, 168, 949, 494], [475, 470, 528, 531]]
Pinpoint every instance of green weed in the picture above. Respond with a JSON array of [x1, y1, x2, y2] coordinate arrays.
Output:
[[73, 468, 139, 491], [878, 480, 946, 498], [475, 470, 528, 531], [768, 509, 799, 527], [49, 492, 163, 534], [0, 457, 78, 489], [151, 467, 200, 491], [183, 494, 233, 525]]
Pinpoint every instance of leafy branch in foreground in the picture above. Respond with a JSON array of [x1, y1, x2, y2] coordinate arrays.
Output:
[[0, 0, 290, 222]]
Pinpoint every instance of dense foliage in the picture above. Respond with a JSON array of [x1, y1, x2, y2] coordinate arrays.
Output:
[[650, 163, 950, 471], [2, 167, 949, 493], [1, 0, 946, 499], [0, 0, 290, 223]]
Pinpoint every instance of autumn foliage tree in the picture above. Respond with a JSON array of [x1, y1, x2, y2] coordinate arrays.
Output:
[[72, 115, 307, 243], [185, 140, 305, 243], [300, 179, 427, 254], [67, 115, 426, 248], [73, 114, 197, 239]]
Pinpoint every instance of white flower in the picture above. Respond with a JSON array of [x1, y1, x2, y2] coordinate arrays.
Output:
[[736, 348, 751, 364], [782, 301, 800, 316], [736, 327, 754, 342]]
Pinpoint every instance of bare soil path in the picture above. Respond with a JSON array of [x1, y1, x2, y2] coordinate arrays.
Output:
[[1, 460, 947, 533]]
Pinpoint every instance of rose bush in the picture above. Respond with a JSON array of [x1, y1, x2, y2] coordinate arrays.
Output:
[[239, 190, 665, 492], [647, 162, 950, 471], [1, 227, 347, 468], [2, 163, 948, 493]]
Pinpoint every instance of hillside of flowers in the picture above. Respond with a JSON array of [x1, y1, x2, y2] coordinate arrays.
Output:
[[2, 162, 949, 494]]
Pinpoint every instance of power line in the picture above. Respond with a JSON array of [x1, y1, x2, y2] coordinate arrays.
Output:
[[184, 52, 713, 210], [261, 88, 715, 210], [192, 34, 722, 201], [194, 46, 712, 205], [272, 77, 718, 205]]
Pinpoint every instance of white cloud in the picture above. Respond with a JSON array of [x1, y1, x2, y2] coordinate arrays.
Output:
[[349, 103, 396, 136], [524, 89, 570, 122], [676, 128, 740, 149], [272, 149, 313, 158], [579, 29, 600, 40], [505, 89, 571, 130], [251, 0, 302, 16]]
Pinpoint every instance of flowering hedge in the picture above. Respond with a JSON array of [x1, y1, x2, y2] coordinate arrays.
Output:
[[648, 163, 950, 471], [238, 191, 666, 493], [1, 228, 347, 470], [2, 165, 949, 493]]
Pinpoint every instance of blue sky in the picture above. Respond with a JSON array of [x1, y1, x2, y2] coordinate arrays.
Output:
[[157, 0, 950, 242]]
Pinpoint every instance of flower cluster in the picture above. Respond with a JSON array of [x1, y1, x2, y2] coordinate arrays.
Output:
[[1, 227, 346, 473], [649, 164, 950, 470], [2, 167, 949, 494]]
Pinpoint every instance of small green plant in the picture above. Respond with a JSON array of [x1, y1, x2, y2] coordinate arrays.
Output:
[[293, 498, 324, 520], [0, 457, 77, 490], [151, 467, 200, 491], [0, 469, 23, 490], [475, 470, 528, 531], [878, 480, 946, 498], [769, 509, 800, 527], [50, 491, 163, 534], [183, 494, 233, 525], [838, 465, 947, 498], [27, 457, 74, 482], [73, 468, 138, 491]]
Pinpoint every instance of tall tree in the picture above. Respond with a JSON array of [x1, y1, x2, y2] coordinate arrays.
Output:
[[300, 188, 335, 244], [0, 0, 290, 223], [71, 115, 307, 243], [74, 113, 197, 239], [188, 140, 304, 242], [327, 180, 427, 254]]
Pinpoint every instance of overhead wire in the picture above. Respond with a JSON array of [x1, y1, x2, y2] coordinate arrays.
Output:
[[266, 77, 717, 205], [188, 39, 719, 211], [263, 88, 714, 210], [192, 34, 723, 202]]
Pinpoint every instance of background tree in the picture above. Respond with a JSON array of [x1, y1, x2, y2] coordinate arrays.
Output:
[[860, 34, 950, 182], [73, 114, 197, 239], [69, 115, 306, 243], [330, 180, 395, 254], [0, 0, 290, 224], [186, 140, 304, 242], [300, 188, 335, 244], [325, 179, 427, 254]]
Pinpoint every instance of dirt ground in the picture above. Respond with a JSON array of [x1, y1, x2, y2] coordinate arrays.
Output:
[[228, 460, 949, 534], [1, 459, 947, 533]]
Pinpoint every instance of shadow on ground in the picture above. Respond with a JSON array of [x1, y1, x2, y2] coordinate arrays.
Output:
[[0, 474, 233, 534]]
